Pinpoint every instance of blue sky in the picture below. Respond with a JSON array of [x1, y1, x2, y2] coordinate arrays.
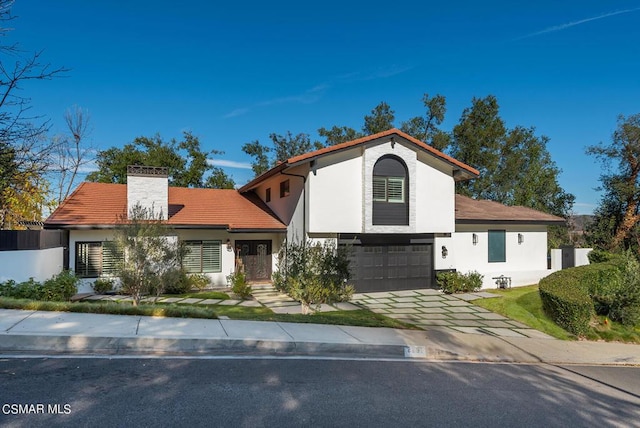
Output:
[[10, 1, 640, 214]]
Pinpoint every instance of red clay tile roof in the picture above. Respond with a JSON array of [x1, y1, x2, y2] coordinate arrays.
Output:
[[455, 194, 566, 224], [240, 128, 479, 192], [288, 128, 480, 176], [45, 182, 287, 231]]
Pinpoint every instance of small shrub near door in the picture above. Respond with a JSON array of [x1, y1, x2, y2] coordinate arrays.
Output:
[[437, 271, 484, 294], [272, 240, 354, 313], [227, 271, 252, 300]]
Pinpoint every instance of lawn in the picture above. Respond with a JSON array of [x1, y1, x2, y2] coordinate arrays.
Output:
[[0, 297, 416, 330], [473, 285, 640, 343]]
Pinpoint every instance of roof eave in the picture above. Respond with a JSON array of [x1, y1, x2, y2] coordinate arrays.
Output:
[[455, 219, 566, 226]]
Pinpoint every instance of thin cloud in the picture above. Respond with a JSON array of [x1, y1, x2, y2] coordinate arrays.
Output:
[[208, 158, 252, 169], [223, 108, 250, 119], [517, 8, 640, 40]]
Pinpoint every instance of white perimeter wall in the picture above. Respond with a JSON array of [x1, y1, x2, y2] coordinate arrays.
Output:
[[70, 229, 283, 293], [439, 224, 553, 289], [0, 247, 64, 283]]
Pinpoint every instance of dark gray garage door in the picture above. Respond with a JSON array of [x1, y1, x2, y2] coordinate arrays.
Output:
[[345, 244, 434, 292]]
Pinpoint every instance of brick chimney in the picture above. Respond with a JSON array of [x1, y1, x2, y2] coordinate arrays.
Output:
[[126, 165, 169, 220]]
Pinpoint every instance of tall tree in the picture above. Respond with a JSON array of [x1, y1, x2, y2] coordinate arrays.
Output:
[[587, 114, 640, 251], [362, 101, 395, 135], [317, 125, 362, 146], [87, 132, 235, 188], [400, 93, 450, 150], [0, 0, 67, 228], [451, 95, 573, 221], [242, 131, 319, 177], [450, 95, 506, 200]]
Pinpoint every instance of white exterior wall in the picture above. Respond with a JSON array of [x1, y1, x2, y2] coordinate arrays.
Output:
[[0, 247, 64, 283], [69, 229, 283, 293], [127, 174, 168, 220], [307, 148, 362, 233], [415, 153, 455, 233], [445, 224, 552, 289], [575, 248, 593, 267]]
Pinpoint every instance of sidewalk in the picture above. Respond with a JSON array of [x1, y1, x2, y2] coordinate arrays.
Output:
[[1, 308, 639, 365]]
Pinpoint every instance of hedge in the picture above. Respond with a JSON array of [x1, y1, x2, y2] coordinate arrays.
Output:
[[539, 262, 627, 336]]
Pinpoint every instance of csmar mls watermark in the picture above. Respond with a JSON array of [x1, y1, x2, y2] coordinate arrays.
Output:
[[2, 403, 71, 415]]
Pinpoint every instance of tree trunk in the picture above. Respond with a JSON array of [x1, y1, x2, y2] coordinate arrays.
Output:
[[300, 302, 312, 315], [610, 203, 640, 250]]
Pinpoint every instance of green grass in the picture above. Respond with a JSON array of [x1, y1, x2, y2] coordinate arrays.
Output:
[[0, 297, 416, 330], [161, 291, 230, 300], [474, 285, 640, 343], [474, 285, 575, 340]]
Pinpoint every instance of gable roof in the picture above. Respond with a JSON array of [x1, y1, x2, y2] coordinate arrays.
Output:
[[240, 128, 479, 192], [455, 194, 565, 225], [44, 182, 287, 231]]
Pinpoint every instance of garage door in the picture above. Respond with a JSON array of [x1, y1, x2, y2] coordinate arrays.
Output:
[[345, 244, 434, 292]]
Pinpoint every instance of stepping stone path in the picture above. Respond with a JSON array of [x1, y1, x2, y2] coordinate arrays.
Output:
[[351, 289, 552, 339], [79, 286, 553, 339]]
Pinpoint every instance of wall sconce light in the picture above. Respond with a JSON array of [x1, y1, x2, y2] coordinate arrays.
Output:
[[390, 136, 396, 148], [472, 233, 478, 246], [441, 245, 448, 259], [518, 233, 524, 245], [226, 239, 232, 251]]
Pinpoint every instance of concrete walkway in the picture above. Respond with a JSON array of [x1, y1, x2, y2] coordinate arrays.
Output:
[[1, 308, 640, 365]]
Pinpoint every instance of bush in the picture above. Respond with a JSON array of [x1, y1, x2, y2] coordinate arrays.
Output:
[[0, 271, 78, 302], [163, 269, 192, 295], [587, 249, 626, 266], [189, 274, 210, 291], [41, 270, 79, 301], [273, 240, 354, 313], [227, 270, 252, 300], [437, 270, 483, 294], [93, 278, 114, 294]]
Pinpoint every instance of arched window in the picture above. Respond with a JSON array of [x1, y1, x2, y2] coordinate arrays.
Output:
[[372, 155, 409, 225]]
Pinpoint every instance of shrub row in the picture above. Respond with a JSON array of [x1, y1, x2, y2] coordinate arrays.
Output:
[[436, 271, 483, 294], [539, 253, 640, 335], [0, 271, 79, 302]]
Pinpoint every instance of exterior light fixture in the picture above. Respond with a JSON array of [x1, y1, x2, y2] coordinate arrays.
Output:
[[518, 233, 524, 245], [226, 239, 232, 251], [472, 233, 478, 246], [390, 137, 396, 148], [441, 245, 448, 259]]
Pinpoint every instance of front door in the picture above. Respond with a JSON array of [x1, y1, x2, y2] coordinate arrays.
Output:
[[235, 240, 272, 282]]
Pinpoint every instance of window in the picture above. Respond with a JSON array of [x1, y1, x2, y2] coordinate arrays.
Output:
[[373, 177, 405, 203], [280, 179, 290, 198], [488, 230, 506, 263], [183, 240, 221, 273], [75, 241, 122, 278], [266, 187, 271, 202]]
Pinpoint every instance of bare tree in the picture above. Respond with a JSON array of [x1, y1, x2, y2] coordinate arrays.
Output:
[[52, 106, 93, 204], [0, 0, 68, 228]]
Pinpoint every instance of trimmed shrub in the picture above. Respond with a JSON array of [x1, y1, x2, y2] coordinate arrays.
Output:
[[163, 270, 192, 295], [41, 270, 79, 301], [227, 271, 252, 300], [539, 268, 595, 336], [189, 274, 210, 291], [437, 271, 483, 294], [93, 278, 114, 294], [0, 271, 78, 302]]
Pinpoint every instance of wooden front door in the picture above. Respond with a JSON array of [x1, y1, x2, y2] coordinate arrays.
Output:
[[235, 240, 272, 282]]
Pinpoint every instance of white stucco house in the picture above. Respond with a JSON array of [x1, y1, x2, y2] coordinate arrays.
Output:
[[45, 128, 564, 293]]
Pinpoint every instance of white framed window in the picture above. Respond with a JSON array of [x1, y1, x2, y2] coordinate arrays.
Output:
[[183, 240, 222, 273], [75, 241, 122, 278], [373, 177, 405, 203]]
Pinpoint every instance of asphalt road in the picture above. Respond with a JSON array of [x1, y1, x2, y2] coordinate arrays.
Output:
[[0, 357, 638, 427]]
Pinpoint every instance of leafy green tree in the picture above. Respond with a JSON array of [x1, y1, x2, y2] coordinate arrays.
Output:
[[242, 131, 320, 177], [363, 101, 395, 135], [87, 132, 235, 188], [450, 95, 506, 200], [400, 93, 450, 150], [587, 114, 640, 251], [114, 203, 185, 306], [317, 125, 362, 146]]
